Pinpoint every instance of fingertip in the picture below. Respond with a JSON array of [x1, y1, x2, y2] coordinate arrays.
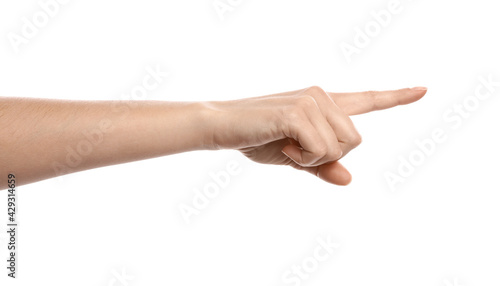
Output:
[[334, 169, 352, 186], [410, 86, 428, 99], [337, 170, 352, 186], [317, 161, 352, 186], [397, 86, 427, 106]]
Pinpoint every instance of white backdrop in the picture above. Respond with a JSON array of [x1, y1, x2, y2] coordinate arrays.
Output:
[[1, 0, 499, 285]]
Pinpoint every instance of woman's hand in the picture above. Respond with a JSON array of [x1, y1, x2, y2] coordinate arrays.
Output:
[[0, 86, 425, 188], [205, 86, 427, 186]]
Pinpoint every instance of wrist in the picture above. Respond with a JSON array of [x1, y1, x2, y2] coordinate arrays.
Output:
[[195, 101, 224, 151]]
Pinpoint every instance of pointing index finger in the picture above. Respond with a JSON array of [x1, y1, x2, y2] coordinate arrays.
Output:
[[328, 87, 427, 116]]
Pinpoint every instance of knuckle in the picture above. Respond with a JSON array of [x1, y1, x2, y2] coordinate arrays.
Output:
[[282, 106, 305, 127], [295, 95, 318, 109], [306, 85, 325, 95], [285, 108, 302, 122], [347, 132, 363, 147], [305, 86, 329, 101], [312, 143, 328, 159], [330, 147, 343, 160]]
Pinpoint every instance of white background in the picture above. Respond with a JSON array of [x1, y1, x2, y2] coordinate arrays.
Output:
[[1, 0, 500, 285]]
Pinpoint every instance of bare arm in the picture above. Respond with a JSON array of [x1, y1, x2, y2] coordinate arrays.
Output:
[[0, 98, 211, 188], [0, 86, 426, 189]]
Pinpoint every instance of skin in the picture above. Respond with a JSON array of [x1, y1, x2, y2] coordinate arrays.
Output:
[[0, 86, 427, 189]]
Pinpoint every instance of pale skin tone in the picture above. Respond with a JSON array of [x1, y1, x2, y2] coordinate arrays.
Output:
[[0, 86, 427, 189]]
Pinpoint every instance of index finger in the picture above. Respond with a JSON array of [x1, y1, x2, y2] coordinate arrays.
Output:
[[328, 87, 427, 116]]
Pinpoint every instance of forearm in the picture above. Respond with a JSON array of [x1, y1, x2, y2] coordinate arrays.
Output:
[[0, 97, 213, 188]]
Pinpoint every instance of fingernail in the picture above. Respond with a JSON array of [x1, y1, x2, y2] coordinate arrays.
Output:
[[410, 86, 427, 91]]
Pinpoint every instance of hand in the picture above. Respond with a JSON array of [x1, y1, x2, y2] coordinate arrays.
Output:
[[205, 86, 427, 186]]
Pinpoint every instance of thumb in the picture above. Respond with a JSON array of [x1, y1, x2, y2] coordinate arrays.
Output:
[[317, 161, 352, 186]]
